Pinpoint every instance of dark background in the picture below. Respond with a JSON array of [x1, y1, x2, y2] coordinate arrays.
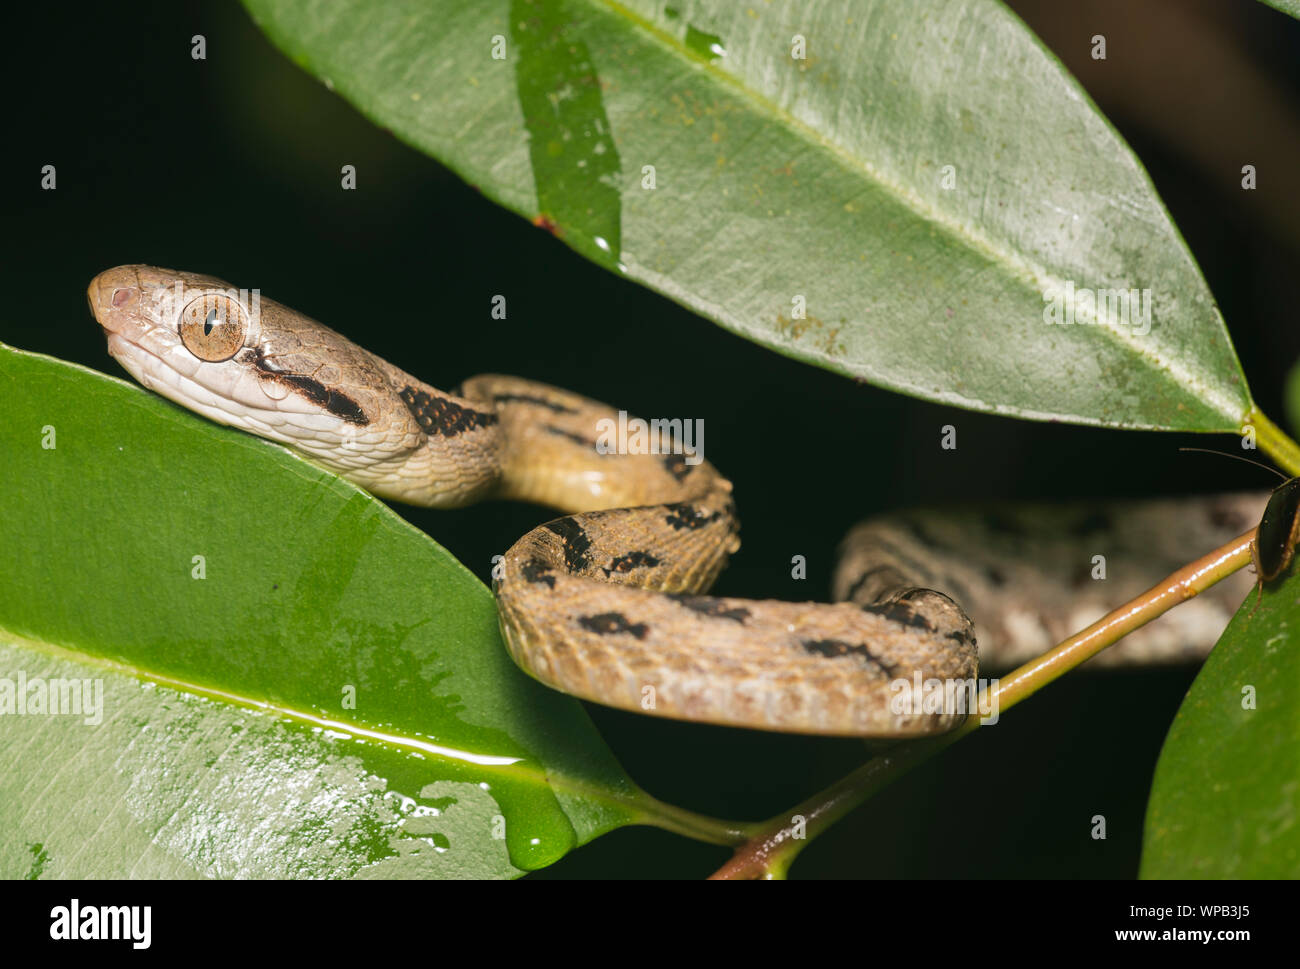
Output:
[[5, 0, 1299, 878]]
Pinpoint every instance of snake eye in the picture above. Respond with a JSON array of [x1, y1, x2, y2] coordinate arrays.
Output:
[[178, 294, 247, 362]]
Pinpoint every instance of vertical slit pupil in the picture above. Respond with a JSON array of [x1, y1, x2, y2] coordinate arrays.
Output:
[[204, 307, 218, 336]]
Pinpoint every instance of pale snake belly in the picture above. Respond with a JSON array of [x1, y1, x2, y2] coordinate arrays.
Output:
[[88, 265, 1264, 737]]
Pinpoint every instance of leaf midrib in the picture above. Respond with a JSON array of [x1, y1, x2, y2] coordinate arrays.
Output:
[[0, 623, 639, 810], [586, 0, 1244, 423]]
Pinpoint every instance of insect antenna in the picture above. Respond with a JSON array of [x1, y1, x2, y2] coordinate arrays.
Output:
[[1178, 447, 1289, 482]]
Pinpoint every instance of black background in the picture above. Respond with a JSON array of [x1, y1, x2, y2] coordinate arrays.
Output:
[[0, 877, 1283, 950], [5, 0, 1299, 878]]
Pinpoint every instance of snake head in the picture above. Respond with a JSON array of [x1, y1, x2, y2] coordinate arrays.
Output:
[[87, 265, 428, 479]]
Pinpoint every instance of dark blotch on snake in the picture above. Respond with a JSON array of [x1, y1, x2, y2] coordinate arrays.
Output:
[[845, 565, 905, 603], [545, 425, 595, 449], [801, 638, 898, 677], [521, 558, 556, 589], [493, 392, 578, 414], [862, 599, 936, 633], [245, 348, 368, 425], [399, 386, 498, 437], [668, 595, 750, 624], [946, 629, 976, 649], [664, 502, 719, 531], [543, 518, 593, 572], [578, 612, 649, 640], [663, 453, 692, 483], [603, 550, 661, 577]]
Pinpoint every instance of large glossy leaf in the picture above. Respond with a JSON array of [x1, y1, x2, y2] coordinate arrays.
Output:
[[1141, 568, 1300, 878], [1259, 1, 1300, 21], [241, 0, 1251, 431], [0, 343, 651, 878]]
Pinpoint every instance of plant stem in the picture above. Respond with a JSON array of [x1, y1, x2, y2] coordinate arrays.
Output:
[[1249, 407, 1300, 477], [708, 732, 962, 879], [710, 527, 1258, 879], [634, 795, 760, 846]]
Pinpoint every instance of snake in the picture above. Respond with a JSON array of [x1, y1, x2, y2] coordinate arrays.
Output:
[[87, 265, 1266, 737]]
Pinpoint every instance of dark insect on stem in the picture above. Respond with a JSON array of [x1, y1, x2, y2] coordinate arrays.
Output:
[[1178, 446, 1300, 591], [1253, 477, 1300, 583]]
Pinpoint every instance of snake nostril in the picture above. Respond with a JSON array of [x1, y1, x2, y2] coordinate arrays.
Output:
[[111, 287, 136, 308]]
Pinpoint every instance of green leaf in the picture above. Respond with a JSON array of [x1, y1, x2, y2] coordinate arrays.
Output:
[[1141, 570, 1300, 878], [1258, 1, 1300, 21], [241, 0, 1251, 431], [0, 343, 651, 878]]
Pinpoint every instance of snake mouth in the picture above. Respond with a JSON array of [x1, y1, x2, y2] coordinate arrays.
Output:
[[100, 319, 359, 459], [101, 324, 248, 429]]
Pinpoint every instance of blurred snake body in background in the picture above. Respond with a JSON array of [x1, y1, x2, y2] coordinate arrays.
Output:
[[89, 266, 1263, 737]]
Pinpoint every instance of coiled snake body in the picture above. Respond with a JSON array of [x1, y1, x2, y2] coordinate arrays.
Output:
[[89, 266, 1263, 737]]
